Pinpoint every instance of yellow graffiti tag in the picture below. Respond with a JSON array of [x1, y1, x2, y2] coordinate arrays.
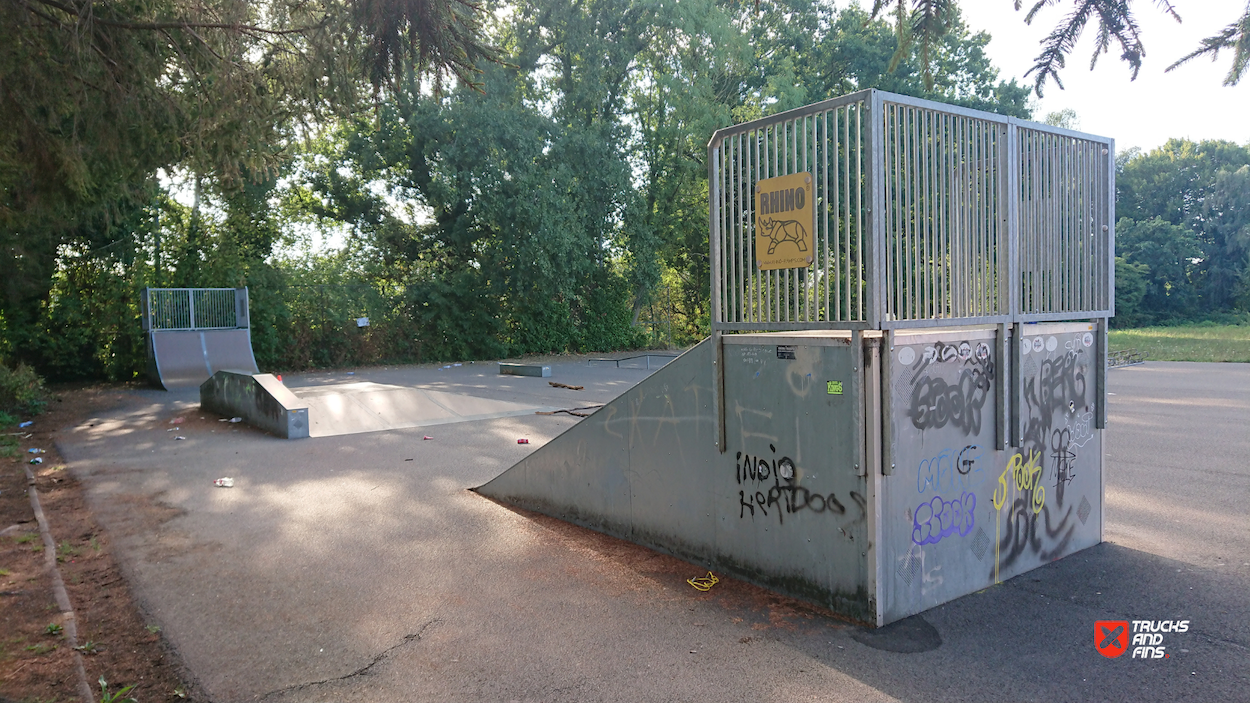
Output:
[[993, 450, 1046, 585], [993, 451, 1045, 514]]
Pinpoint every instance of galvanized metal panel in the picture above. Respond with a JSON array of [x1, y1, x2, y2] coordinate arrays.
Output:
[[879, 322, 1102, 623], [707, 90, 1114, 331], [478, 335, 873, 621], [145, 287, 247, 331], [710, 97, 869, 328]]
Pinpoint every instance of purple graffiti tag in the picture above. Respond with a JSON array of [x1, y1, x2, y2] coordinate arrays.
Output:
[[912, 492, 977, 545]]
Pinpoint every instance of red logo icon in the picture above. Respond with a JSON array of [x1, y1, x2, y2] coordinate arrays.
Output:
[[1095, 620, 1130, 658]]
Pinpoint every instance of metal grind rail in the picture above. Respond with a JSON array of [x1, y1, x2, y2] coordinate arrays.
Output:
[[587, 353, 680, 370]]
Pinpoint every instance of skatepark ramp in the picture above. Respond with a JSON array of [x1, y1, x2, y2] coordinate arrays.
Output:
[[479, 90, 1115, 626], [143, 287, 260, 390]]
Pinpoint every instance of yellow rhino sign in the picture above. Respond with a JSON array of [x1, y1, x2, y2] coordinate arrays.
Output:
[[755, 172, 814, 270]]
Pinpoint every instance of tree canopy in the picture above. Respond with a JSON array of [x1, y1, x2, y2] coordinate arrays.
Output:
[[1, 0, 1035, 377], [1113, 139, 1250, 325]]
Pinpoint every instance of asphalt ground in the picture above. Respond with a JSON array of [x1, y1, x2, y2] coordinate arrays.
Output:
[[55, 359, 1249, 702]]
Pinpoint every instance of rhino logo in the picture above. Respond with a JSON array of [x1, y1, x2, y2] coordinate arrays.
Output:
[[759, 217, 810, 255]]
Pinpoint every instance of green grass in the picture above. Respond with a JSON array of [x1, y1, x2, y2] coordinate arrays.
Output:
[[0, 433, 17, 458], [56, 541, 79, 562], [1109, 324, 1250, 363]]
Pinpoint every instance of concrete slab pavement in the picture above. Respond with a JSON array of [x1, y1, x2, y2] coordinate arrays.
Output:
[[55, 359, 1250, 702]]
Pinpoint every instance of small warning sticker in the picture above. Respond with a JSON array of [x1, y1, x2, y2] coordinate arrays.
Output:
[[776, 345, 796, 360], [827, 380, 843, 395]]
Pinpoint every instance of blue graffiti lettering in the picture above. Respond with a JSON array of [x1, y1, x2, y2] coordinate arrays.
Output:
[[916, 445, 983, 494], [912, 492, 977, 545]]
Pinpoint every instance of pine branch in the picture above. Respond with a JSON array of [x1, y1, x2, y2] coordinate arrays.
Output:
[[1166, 2, 1250, 86], [1024, 0, 1094, 96]]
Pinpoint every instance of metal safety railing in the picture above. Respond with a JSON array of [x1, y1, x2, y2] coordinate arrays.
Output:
[[142, 288, 250, 331], [708, 90, 1114, 331], [711, 92, 869, 329]]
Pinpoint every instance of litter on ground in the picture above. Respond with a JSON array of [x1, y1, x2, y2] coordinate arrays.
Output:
[[18, 421, 32, 428], [213, 478, 235, 488], [536, 406, 602, 418], [687, 572, 719, 592], [517, 438, 530, 444]]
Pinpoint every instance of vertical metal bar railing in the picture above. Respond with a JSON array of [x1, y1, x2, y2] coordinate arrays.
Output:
[[708, 89, 1113, 331]]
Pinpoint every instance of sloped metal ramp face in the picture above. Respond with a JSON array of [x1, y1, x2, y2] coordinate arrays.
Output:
[[149, 329, 260, 390], [477, 336, 873, 621]]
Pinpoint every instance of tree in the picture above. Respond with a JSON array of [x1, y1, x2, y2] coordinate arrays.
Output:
[[1118, 139, 1250, 314], [1115, 217, 1201, 321], [1043, 108, 1079, 130], [1, 0, 497, 367], [1113, 256, 1149, 327], [1203, 165, 1250, 309], [869, 0, 1250, 95]]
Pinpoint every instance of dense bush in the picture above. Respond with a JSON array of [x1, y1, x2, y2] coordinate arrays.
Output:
[[0, 363, 47, 416]]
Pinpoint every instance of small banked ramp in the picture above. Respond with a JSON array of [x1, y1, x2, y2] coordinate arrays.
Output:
[[475, 336, 874, 621], [291, 382, 552, 438], [143, 288, 259, 390]]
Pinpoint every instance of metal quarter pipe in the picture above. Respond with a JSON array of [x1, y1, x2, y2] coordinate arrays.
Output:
[[148, 329, 259, 390]]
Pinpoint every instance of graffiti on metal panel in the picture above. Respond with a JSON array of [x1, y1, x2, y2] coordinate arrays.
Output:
[[994, 451, 1045, 514], [916, 444, 984, 494], [905, 341, 994, 436], [989, 342, 1087, 581], [735, 446, 847, 525], [1021, 349, 1087, 459], [912, 492, 976, 545], [991, 446, 1078, 581], [1050, 429, 1077, 504]]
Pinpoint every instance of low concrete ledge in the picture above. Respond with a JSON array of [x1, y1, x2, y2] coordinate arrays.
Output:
[[200, 371, 310, 439], [498, 363, 552, 378]]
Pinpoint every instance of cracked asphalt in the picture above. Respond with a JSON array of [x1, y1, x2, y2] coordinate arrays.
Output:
[[55, 359, 1250, 702]]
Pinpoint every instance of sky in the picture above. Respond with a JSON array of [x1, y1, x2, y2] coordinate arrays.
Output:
[[957, 0, 1249, 153]]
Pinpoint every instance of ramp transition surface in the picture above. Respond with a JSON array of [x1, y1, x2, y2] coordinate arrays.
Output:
[[291, 382, 557, 437], [149, 329, 259, 389]]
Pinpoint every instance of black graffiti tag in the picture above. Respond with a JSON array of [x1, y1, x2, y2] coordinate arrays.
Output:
[[1050, 428, 1077, 505], [907, 365, 993, 436], [1021, 349, 1088, 504], [735, 449, 847, 525]]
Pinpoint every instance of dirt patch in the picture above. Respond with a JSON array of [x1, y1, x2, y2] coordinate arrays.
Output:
[[0, 386, 196, 702], [491, 498, 860, 634]]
